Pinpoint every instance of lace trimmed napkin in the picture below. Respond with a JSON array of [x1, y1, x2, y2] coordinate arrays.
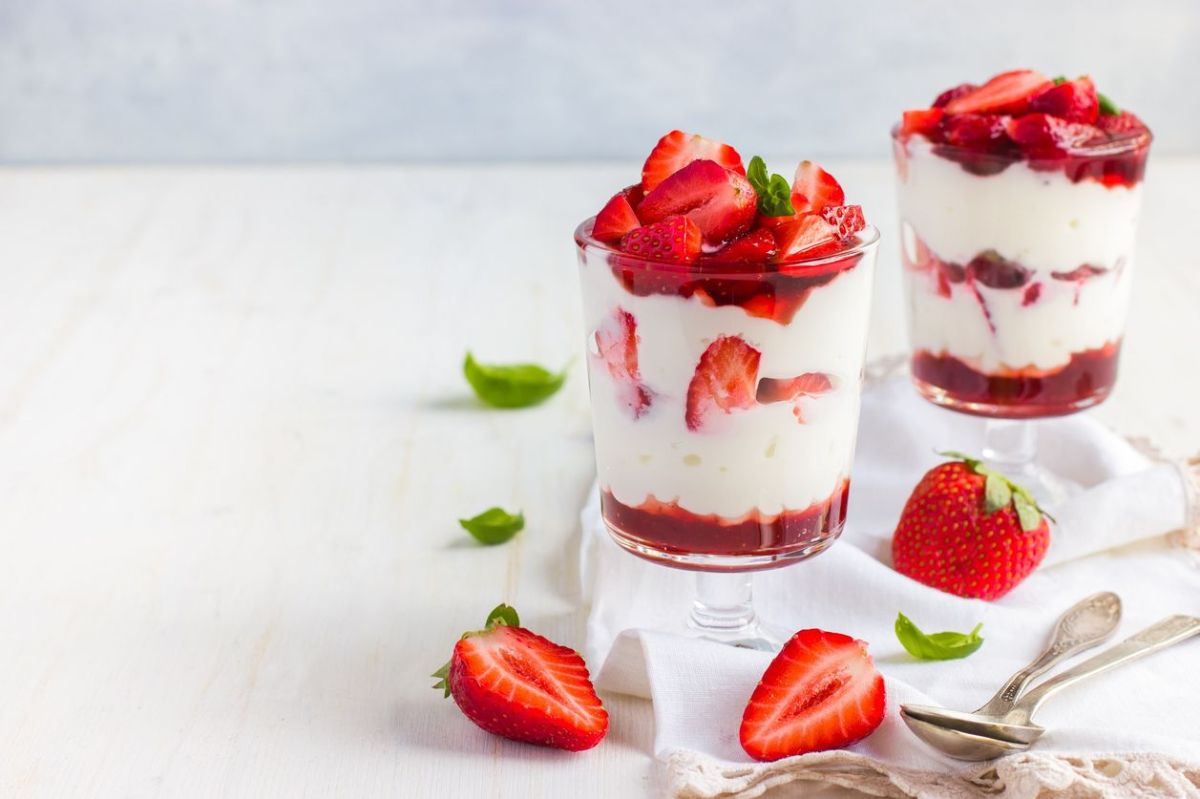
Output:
[[580, 376, 1200, 798]]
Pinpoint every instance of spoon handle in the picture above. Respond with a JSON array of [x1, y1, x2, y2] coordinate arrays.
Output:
[[1014, 615, 1200, 717], [974, 592, 1122, 716]]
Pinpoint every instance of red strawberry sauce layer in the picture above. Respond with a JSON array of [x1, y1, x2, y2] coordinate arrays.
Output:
[[911, 342, 1120, 419], [895, 70, 1151, 187], [600, 479, 850, 569], [605, 245, 863, 326]]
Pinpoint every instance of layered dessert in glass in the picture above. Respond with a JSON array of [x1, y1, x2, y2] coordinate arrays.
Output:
[[893, 70, 1152, 417], [575, 131, 878, 571]]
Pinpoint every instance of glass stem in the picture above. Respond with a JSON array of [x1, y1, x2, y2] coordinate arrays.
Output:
[[981, 418, 1037, 474], [689, 572, 758, 635]]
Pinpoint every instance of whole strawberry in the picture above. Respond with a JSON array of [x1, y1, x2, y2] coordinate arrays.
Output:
[[433, 604, 608, 751], [892, 452, 1052, 600]]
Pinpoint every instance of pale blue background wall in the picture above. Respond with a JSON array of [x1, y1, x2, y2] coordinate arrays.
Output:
[[1, 0, 1197, 163]]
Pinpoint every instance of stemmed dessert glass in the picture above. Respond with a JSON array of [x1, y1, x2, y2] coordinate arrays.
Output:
[[574, 222, 879, 650], [892, 121, 1152, 502]]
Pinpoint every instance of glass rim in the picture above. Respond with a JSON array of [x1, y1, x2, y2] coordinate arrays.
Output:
[[890, 122, 1153, 160], [574, 219, 880, 273]]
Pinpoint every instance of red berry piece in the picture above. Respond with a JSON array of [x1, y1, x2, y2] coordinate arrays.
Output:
[[619, 215, 701, 263], [740, 628, 886, 761], [685, 335, 761, 432], [641, 130, 745, 193], [592, 186, 641, 243], [790, 160, 845, 213], [593, 308, 653, 419], [1029, 76, 1099, 124], [638, 159, 757, 245], [433, 605, 608, 751], [943, 69, 1053, 116], [900, 108, 945, 139], [932, 82, 977, 108]]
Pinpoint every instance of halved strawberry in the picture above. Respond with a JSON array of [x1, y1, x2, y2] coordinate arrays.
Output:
[[740, 628, 886, 761], [641, 130, 746, 194], [943, 69, 1052, 116], [593, 307, 653, 418], [1029, 76, 1099, 124], [619, 215, 701, 263], [434, 604, 608, 751], [1006, 113, 1104, 159], [819, 205, 866, 241], [770, 213, 840, 261], [1096, 111, 1149, 139], [940, 113, 1010, 151], [790, 161, 844, 213], [638, 160, 756, 245], [932, 83, 978, 108], [592, 186, 641, 243], [703, 228, 777, 264], [899, 108, 945, 138], [685, 336, 761, 432]]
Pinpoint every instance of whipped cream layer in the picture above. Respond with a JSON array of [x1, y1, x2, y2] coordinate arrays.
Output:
[[577, 248, 875, 519], [897, 138, 1143, 373]]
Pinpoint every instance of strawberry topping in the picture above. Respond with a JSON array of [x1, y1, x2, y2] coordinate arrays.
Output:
[[819, 205, 866, 241], [619, 215, 701, 263], [641, 130, 745, 193], [1029, 76, 1099, 124], [685, 335, 761, 431], [1005, 113, 1105, 159], [790, 161, 845, 213], [703, 228, 777, 264], [638, 159, 757, 245], [943, 69, 1052, 115], [740, 628, 886, 761], [592, 186, 642, 243], [900, 108, 945, 138]]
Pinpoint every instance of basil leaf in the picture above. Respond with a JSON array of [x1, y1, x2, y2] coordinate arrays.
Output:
[[1098, 92, 1120, 116], [459, 507, 524, 545], [463, 352, 566, 408], [895, 612, 984, 661], [746, 155, 795, 217]]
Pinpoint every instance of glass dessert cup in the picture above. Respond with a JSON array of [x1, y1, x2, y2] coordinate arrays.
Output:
[[892, 126, 1151, 502], [575, 221, 879, 650]]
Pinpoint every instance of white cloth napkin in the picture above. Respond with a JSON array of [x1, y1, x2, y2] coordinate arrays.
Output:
[[580, 376, 1200, 799]]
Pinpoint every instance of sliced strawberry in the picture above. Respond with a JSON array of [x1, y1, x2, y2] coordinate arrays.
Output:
[[1006, 113, 1105, 159], [770, 213, 840, 261], [966, 250, 1030, 289], [619, 215, 701, 263], [1029, 76, 1099, 124], [641, 130, 746, 193], [899, 108, 944, 138], [638, 160, 756, 245], [790, 161, 844, 213], [740, 628, 886, 761], [435, 605, 608, 751], [592, 186, 641, 243], [685, 336, 761, 432], [593, 307, 653, 418], [943, 69, 1052, 116], [818, 205, 866, 241], [1096, 111, 1149, 140], [703, 228, 777, 264], [940, 113, 1010, 151], [932, 83, 978, 108], [756, 373, 835, 404]]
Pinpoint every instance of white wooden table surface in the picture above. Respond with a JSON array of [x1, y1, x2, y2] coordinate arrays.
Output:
[[1, 161, 1197, 798]]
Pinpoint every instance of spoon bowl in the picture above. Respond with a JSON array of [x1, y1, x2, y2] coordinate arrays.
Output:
[[899, 708, 1032, 761]]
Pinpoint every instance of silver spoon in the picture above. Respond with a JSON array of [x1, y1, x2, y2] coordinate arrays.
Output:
[[904, 591, 1122, 727], [903, 614, 1200, 760]]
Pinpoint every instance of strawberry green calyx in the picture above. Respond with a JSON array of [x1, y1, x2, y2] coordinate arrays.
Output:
[[432, 603, 521, 697], [746, 156, 795, 217], [938, 451, 1053, 532]]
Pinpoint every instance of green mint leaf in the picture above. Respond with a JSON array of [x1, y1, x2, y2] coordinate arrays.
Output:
[[983, 471, 1013, 514], [485, 603, 520, 630], [895, 612, 984, 661], [746, 155, 795, 217], [463, 352, 566, 408], [1051, 75, 1068, 86], [1012, 491, 1042, 531], [459, 507, 524, 545], [431, 662, 452, 697], [1098, 92, 1120, 116]]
